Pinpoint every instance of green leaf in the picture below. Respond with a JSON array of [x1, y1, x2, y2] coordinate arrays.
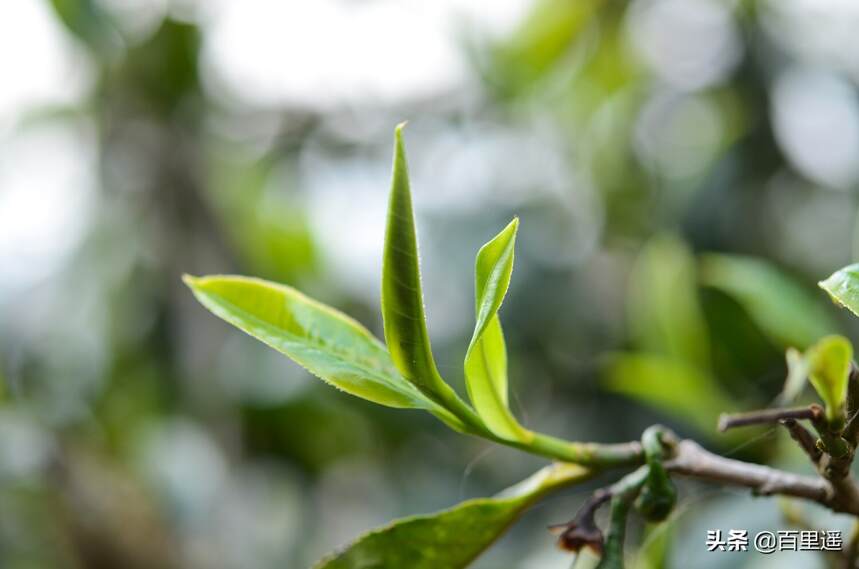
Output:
[[381, 124, 479, 427], [603, 352, 733, 436], [628, 235, 710, 370], [820, 263, 859, 317], [633, 522, 674, 569], [314, 462, 592, 569], [700, 254, 835, 349], [184, 275, 464, 430], [49, 0, 119, 53], [464, 219, 532, 442], [806, 335, 853, 424], [491, 0, 604, 93]]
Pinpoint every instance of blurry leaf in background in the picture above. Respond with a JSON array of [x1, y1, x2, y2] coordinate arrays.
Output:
[[778, 347, 810, 406], [49, 0, 120, 53], [633, 521, 673, 569], [603, 352, 731, 435], [627, 235, 710, 370], [115, 19, 201, 116], [805, 335, 852, 423], [820, 263, 859, 318], [314, 462, 592, 569], [606, 235, 741, 437], [700, 254, 836, 349], [489, 0, 604, 93], [208, 155, 317, 283], [233, 200, 315, 284], [184, 275, 464, 430], [464, 218, 531, 443]]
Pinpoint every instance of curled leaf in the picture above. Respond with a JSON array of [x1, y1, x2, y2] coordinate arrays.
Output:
[[464, 218, 532, 442]]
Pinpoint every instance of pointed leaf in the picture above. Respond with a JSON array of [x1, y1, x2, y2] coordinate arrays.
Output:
[[701, 254, 836, 349], [820, 263, 859, 317], [464, 219, 532, 442], [473, 218, 518, 342], [806, 335, 852, 423], [381, 124, 477, 424], [314, 462, 592, 569], [184, 275, 464, 429]]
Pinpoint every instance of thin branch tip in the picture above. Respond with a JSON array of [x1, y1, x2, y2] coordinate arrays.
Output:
[[718, 406, 822, 432]]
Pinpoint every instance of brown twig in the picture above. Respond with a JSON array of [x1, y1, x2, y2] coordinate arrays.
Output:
[[781, 418, 822, 464], [718, 405, 822, 432], [664, 439, 859, 515], [666, 439, 830, 501]]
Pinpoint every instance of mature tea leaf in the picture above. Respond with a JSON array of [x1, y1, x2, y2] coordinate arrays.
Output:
[[381, 124, 479, 425], [184, 275, 463, 429], [701, 254, 835, 349], [464, 219, 532, 442], [820, 264, 859, 317], [314, 462, 592, 569], [806, 335, 852, 423]]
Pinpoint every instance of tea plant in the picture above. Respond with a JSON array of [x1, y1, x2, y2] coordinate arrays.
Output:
[[186, 125, 859, 568]]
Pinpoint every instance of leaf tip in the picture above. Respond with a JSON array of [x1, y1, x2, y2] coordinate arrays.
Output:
[[182, 273, 200, 288], [390, 122, 411, 192], [394, 121, 409, 139]]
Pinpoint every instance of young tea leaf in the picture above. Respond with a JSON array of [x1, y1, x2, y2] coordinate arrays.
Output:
[[806, 335, 853, 424], [701, 254, 836, 349], [820, 264, 859, 317], [314, 462, 592, 569], [184, 275, 464, 430], [381, 124, 480, 427], [464, 218, 532, 442]]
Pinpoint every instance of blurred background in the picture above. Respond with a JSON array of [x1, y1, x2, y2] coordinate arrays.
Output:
[[2, 0, 859, 567]]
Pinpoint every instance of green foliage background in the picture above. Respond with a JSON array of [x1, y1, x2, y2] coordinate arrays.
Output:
[[2, 1, 859, 567]]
